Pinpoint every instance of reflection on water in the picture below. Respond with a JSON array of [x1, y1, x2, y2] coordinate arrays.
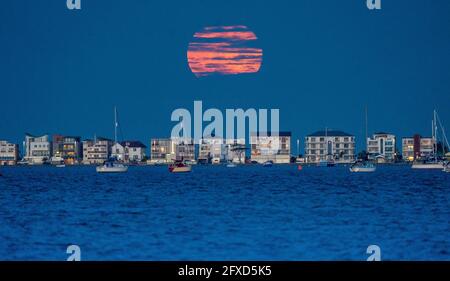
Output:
[[0, 165, 449, 260]]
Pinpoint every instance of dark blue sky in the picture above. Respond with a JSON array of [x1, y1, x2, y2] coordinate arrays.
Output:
[[1, 0, 449, 153]]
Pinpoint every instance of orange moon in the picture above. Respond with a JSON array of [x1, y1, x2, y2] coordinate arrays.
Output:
[[187, 25, 263, 77]]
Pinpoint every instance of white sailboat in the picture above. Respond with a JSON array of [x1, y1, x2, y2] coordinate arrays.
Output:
[[412, 110, 448, 169], [350, 106, 376, 173], [96, 107, 128, 173]]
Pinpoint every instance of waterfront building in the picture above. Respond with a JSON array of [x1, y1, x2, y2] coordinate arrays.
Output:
[[402, 135, 434, 161], [82, 137, 113, 164], [224, 138, 246, 163], [367, 132, 396, 163], [198, 137, 225, 164], [250, 132, 291, 164], [111, 141, 147, 163], [0, 140, 19, 165], [304, 130, 355, 164], [52, 135, 82, 164], [174, 138, 195, 161], [24, 134, 52, 164], [150, 138, 177, 163]]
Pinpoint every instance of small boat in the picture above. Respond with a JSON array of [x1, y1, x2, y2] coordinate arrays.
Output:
[[96, 160, 128, 173], [444, 163, 450, 173], [97, 107, 128, 173], [56, 164, 66, 168], [349, 161, 376, 172], [226, 161, 237, 168], [411, 159, 445, 169], [169, 161, 192, 173], [262, 160, 273, 167]]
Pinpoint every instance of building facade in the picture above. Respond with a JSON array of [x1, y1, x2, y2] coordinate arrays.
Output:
[[224, 138, 246, 163], [24, 134, 52, 164], [82, 137, 112, 164], [304, 130, 355, 163], [367, 133, 396, 163], [111, 141, 147, 163], [250, 132, 291, 164], [0, 140, 19, 165], [402, 134, 434, 161], [198, 137, 224, 164], [52, 135, 82, 164], [150, 138, 177, 163]]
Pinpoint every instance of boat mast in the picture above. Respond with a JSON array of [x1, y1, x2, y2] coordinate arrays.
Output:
[[114, 106, 118, 145]]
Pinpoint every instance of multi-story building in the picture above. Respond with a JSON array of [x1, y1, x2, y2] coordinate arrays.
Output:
[[250, 132, 291, 164], [52, 135, 82, 164], [174, 138, 195, 161], [82, 137, 112, 164], [198, 137, 224, 164], [224, 138, 246, 163], [24, 134, 52, 164], [367, 132, 396, 163], [0, 140, 19, 165], [150, 138, 177, 163], [111, 141, 147, 163], [402, 134, 434, 161], [304, 130, 355, 163]]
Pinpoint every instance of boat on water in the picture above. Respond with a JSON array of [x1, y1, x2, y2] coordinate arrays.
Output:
[[262, 160, 273, 167], [226, 161, 237, 168], [443, 164, 450, 173], [411, 110, 449, 169], [56, 164, 66, 168], [96, 159, 128, 173], [169, 161, 192, 173], [96, 107, 128, 173], [349, 161, 376, 172]]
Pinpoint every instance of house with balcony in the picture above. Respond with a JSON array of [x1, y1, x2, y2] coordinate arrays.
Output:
[[367, 132, 396, 163], [250, 132, 291, 164], [52, 135, 82, 164], [150, 138, 177, 163], [198, 137, 225, 164], [24, 133, 52, 164], [0, 140, 19, 165], [82, 137, 112, 164], [304, 130, 355, 164], [402, 134, 434, 161]]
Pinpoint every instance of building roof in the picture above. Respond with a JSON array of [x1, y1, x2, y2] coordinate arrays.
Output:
[[307, 130, 353, 137], [120, 141, 147, 148], [251, 132, 291, 137]]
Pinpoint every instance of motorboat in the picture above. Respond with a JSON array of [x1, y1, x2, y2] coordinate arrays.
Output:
[[262, 160, 273, 167], [349, 161, 376, 172], [96, 159, 128, 173], [226, 161, 237, 168], [169, 161, 192, 173], [411, 159, 445, 169]]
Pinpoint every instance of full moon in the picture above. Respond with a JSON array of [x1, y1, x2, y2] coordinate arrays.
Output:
[[187, 25, 263, 78]]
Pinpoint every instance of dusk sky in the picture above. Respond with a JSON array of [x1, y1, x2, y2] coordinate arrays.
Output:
[[1, 0, 449, 153]]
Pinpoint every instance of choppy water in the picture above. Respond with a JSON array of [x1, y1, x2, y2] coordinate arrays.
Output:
[[0, 165, 449, 260]]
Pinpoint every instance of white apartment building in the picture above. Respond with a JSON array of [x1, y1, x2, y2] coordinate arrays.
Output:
[[111, 141, 147, 163], [24, 134, 52, 164], [82, 137, 112, 164], [0, 140, 19, 165], [367, 133, 396, 163], [198, 137, 225, 164], [304, 130, 355, 163], [224, 138, 246, 163], [174, 138, 195, 161], [251, 132, 291, 164], [150, 138, 177, 163]]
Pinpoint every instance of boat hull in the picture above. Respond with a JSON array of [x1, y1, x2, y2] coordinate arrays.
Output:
[[96, 166, 128, 173], [169, 166, 192, 173], [411, 163, 444, 169], [349, 167, 376, 172]]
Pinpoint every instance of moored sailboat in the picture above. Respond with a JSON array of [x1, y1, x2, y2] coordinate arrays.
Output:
[[96, 107, 128, 173]]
